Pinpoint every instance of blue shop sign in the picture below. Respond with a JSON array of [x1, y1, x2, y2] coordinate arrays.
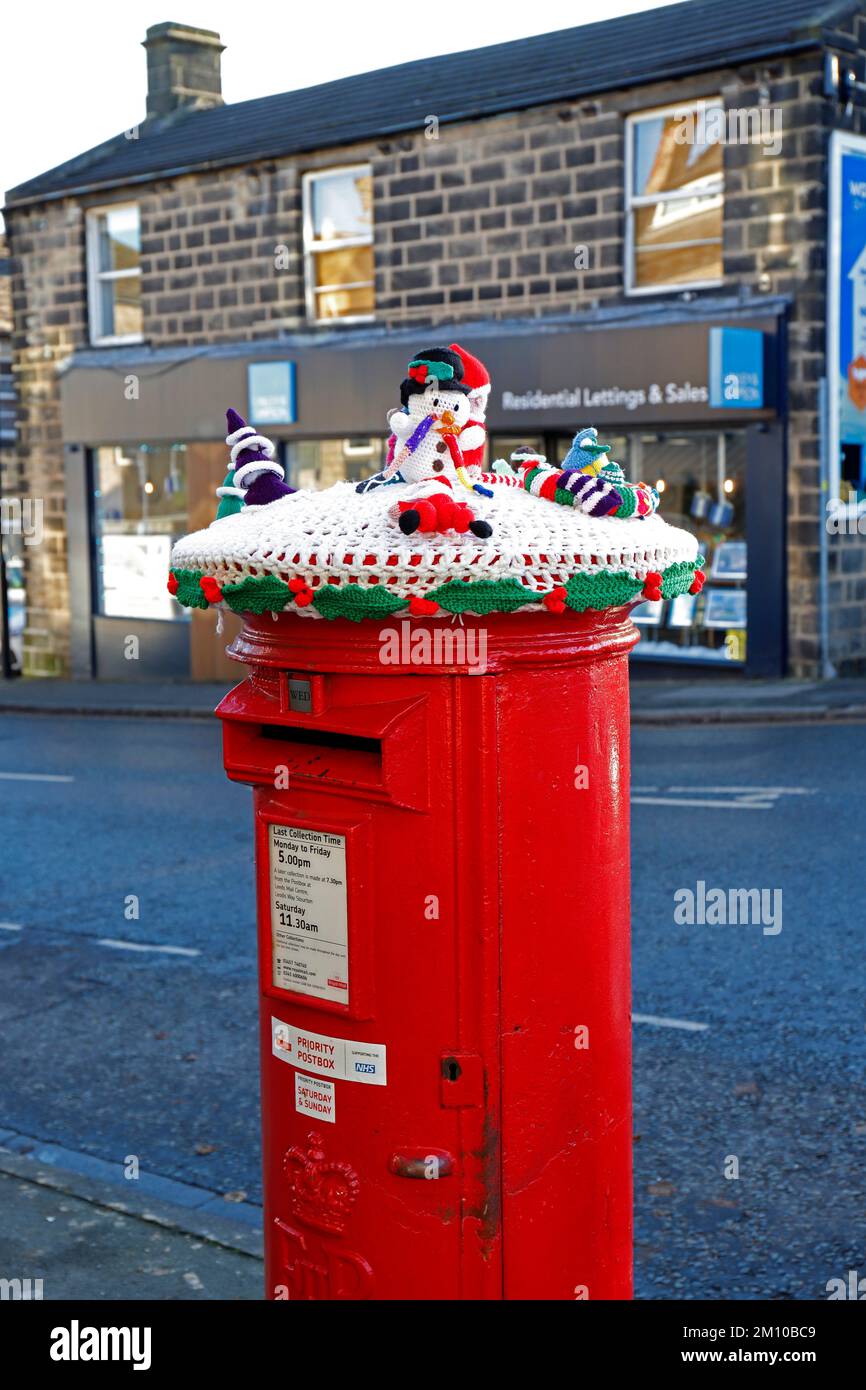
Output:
[[248, 361, 296, 424], [708, 327, 764, 409]]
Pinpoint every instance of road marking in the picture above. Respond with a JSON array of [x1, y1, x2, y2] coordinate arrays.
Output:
[[632, 785, 815, 811], [97, 938, 201, 958], [632, 1013, 709, 1032], [0, 771, 75, 783], [666, 786, 812, 795], [0, 923, 23, 932], [632, 795, 771, 810]]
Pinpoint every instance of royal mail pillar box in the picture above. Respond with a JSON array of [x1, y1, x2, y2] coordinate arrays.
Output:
[[217, 605, 638, 1301]]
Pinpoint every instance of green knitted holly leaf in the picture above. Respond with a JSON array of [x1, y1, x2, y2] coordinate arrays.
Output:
[[313, 585, 407, 623], [660, 560, 698, 600], [428, 578, 531, 614], [171, 568, 209, 610], [565, 570, 642, 612], [222, 575, 291, 615]]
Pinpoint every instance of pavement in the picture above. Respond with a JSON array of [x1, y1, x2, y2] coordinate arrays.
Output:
[[1, 706, 864, 1301], [0, 1146, 262, 1301], [1, 671, 866, 723]]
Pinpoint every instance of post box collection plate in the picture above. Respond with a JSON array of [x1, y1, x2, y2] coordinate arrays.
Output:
[[268, 824, 349, 1003]]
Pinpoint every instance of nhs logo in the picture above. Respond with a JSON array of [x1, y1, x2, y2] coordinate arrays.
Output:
[[355, 1062, 376, 1075], [709, 327, 764, 409]]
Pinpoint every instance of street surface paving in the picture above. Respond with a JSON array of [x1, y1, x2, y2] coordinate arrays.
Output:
[[0, 1165, 261, 1300], [0, 712, 863, 1299]]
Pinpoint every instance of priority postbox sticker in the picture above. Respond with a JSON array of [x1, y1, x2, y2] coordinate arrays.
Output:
[[272, 1018, 387, 1086], [294, 1072, 336, 1124], [268, 824, 349, 1003]]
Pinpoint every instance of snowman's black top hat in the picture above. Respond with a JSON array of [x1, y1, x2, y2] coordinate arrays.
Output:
[[400, 346, 470, 405]]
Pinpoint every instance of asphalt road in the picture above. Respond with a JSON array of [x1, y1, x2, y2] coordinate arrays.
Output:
[[0, 711, 863, 1300]]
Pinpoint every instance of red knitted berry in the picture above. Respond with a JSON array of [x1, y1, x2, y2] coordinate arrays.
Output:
[[544, 586, 567, 614], [408, 595, 439, 616], [644, 587, 662, 603], [167, 573, 178, 596], [689, 569, 706, 596], [288, 576, 313, 605], [200, 576, 222, 604]]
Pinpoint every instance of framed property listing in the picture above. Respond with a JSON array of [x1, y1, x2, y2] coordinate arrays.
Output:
[[828, 131, 866, 502]]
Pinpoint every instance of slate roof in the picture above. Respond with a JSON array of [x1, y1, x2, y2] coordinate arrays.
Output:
[[5, 0, 857, 206]]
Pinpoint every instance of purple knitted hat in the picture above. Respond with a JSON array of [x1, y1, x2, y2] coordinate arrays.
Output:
[[225, 407, 276, 475]]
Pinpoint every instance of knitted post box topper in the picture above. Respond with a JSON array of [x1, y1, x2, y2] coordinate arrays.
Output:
[[381, 347, 493, 539], [170, 353, 705, 624], [216, 408, 295, 518]]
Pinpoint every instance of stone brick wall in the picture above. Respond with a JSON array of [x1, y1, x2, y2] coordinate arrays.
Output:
[[7, 20, 866, 676], [5, 205, 87, 674]]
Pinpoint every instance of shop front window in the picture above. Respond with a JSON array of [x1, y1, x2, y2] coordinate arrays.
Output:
[[624, 431, 747, 664], [93, 444, 188, 621], [489, 434, 546, 464], [0, 531, 25, 675], [285, 437, 387, 490]]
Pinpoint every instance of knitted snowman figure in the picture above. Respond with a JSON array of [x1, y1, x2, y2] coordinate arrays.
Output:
[[382, 347, 493, 538], [216, 407, 295, 518]]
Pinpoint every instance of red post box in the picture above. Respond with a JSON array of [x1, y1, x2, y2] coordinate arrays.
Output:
[[217, 605, 637, 1301]]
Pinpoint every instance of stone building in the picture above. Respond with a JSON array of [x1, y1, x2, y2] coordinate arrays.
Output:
[[4, 2, 866, 679], [0, 236, 22, 675]]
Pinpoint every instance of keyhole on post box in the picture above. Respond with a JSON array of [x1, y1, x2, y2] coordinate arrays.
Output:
[[442, 1057, 462, 1083]]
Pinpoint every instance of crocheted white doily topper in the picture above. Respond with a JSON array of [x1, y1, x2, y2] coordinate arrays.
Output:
[[169, 344, 704, 621]]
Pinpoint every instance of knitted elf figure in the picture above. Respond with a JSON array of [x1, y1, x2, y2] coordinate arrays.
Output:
[[215, 408, 295, 519]]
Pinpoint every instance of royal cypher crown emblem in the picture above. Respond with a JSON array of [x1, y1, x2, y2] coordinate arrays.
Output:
[[282, 1131, 361, 1236]]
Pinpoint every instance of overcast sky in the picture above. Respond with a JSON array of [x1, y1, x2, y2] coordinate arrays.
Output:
[[2, 0, 665, 210]]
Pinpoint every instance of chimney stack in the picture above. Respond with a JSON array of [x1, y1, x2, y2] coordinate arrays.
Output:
[[143, 22, 224, 119]]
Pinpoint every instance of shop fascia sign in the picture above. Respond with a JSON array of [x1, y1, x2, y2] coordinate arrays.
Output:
[[491, 321, 769, 421], [501, 380, 709, 414]]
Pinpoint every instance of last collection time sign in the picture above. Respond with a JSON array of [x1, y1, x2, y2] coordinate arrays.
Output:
[[268, 824, 349, 1003]]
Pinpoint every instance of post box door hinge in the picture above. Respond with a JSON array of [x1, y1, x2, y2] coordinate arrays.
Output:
[[440, 1052, 485, 1108]]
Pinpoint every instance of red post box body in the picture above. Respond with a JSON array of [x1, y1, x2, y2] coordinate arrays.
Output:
[[218, 606, 637, 1301]]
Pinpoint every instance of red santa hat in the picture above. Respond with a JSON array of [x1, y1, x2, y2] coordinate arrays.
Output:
[[449, 343, 491, 404]]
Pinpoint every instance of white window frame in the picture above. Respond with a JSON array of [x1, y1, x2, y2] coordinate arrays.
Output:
[[86, 203, 143, 346], [624, 100, 725, 297], [302, 165, 375, 325]]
